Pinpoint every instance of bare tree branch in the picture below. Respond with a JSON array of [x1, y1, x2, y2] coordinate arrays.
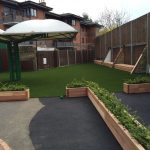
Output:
[[98, 8, 130, 34]]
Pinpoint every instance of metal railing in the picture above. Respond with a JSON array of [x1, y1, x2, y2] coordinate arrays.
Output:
[[56, 42, 74, 48]]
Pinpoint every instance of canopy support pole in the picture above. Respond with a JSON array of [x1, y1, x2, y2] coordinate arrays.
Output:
[[14, 42, 21, 81], [7, 42, 15, 81], [7, 42, 21, 81]]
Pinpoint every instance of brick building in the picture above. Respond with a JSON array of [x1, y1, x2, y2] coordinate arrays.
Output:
[[0, 0, 101, 49], [0, 0, 101, 71]]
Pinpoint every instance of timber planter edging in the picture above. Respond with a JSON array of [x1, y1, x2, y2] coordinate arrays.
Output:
[[66, 87, 87, 97], [66, 87, 145, 150], [123, 83, 150, 93], [0, 139, 12, 150], [0, 89, 30, 102]]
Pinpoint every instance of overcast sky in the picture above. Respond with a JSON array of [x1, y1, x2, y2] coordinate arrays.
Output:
[[18, 0, 150, 21]]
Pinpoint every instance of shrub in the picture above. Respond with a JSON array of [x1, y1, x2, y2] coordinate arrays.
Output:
[[125, 76, 150, 84], [0, 82, 27, 91], [67, 79, 150, 149]]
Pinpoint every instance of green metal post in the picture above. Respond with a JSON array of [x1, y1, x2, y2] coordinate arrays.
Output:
[[7, 42, 15, 81], [14, 43, 21, 81]]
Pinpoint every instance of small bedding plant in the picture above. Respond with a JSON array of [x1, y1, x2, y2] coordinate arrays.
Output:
[[0, 82, 27, 91], [125, 76, 150, 84], [67, 79, 150, 149]]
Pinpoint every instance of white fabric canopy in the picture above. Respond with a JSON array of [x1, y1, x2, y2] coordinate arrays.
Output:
[[4, 19, 77, 35], [0, 19, 77, 42], [0, 29, 4, 34]]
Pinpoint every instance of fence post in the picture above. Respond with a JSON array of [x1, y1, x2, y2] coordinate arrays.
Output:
[[105, 34, 107, 56], [147, 13, 149, 73], [81, 49, 83, 63], [119, 26, 122, 49], [111, 31, 113, 60], [75, 49, 77, 64], [67, 49, 69, 65], [98, 36, 101, 60], [86, 49, 88, 62], [58, 49, 60, 67], [130, 21, 133, 65]]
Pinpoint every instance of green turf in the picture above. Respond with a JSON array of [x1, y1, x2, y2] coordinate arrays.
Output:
[[0, 63, 137, 97]]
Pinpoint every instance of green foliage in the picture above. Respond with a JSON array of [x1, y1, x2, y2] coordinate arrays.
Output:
[[126, 76, 150, 84], [0, 82, 27, 91], [67, 79, 87, 88], [67, 79, 150, 149]]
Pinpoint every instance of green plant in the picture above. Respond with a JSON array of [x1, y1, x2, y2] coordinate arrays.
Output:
[[126, 76, 150, 84], [67, 79, 150, 149], [0, 82, 27, 91]]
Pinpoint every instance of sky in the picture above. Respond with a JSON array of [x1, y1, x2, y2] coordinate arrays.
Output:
[[18, 0, 150, 21]]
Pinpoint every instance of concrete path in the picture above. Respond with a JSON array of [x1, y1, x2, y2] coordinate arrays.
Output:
[[116, 93, 150, 126], [0, 98, 44, 150], [0, 97, 122, 150]]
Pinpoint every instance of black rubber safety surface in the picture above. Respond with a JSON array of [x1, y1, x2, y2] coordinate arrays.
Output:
[[116, 93, 150, 126], [29, 97, 122, 150]]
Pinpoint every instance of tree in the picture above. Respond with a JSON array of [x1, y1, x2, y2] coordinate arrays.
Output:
[[82, 12, 92, 22], [98, 8, 130, 34]]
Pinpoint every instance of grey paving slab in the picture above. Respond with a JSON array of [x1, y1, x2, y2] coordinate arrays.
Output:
[[116, 92, 150, 126], [0, 97, 122, 150], [0, 98, 44, 150]]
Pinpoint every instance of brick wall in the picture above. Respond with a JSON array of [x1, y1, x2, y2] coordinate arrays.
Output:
[[36, 9, 45, 19], [0, 4, 5, 30], [72, 20, 81, 50]]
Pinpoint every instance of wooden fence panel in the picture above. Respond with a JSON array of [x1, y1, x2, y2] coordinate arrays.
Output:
[[106, 32, 111, 49], [124, 47, 131, 64], [82, 50, 88, 63], [101, 35, 107, 59], [132, 15, 147, 44], [95, 37, 100, 59], [68, 50, 75, 64], [76, 50, 82, 64], [95, 12, 150, 68], [121, 22, 131, 45], [59, 50, 68, 66], [112, 28, 120, 47]]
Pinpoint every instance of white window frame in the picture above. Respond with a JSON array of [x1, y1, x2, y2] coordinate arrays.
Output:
[[72, 19, 76, 26]]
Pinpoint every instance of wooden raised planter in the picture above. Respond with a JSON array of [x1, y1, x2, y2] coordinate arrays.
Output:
[[0, 89, 30, 102], [66, 87, 87, 97], [66, 87, 145, 150], [0, 139, 12, 150], [123, 83, 150, 93]]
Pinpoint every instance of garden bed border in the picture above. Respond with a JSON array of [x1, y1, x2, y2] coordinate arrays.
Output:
[[66, 87, 145, 150], [123, 83, 150, 93], [0, 89, 30, 102]]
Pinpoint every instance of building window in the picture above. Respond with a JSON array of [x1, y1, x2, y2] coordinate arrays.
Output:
[[72, 19, 76, 26], [4, 7, 11, 16], [24, 8, 37, 17], [30, 8, 37, 17]]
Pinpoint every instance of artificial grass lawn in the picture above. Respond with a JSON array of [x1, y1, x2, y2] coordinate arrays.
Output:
[[0, 63, 137, 97]]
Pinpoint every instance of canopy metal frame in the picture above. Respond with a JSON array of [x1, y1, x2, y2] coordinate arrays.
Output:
[[0, 19, 77, 81]]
